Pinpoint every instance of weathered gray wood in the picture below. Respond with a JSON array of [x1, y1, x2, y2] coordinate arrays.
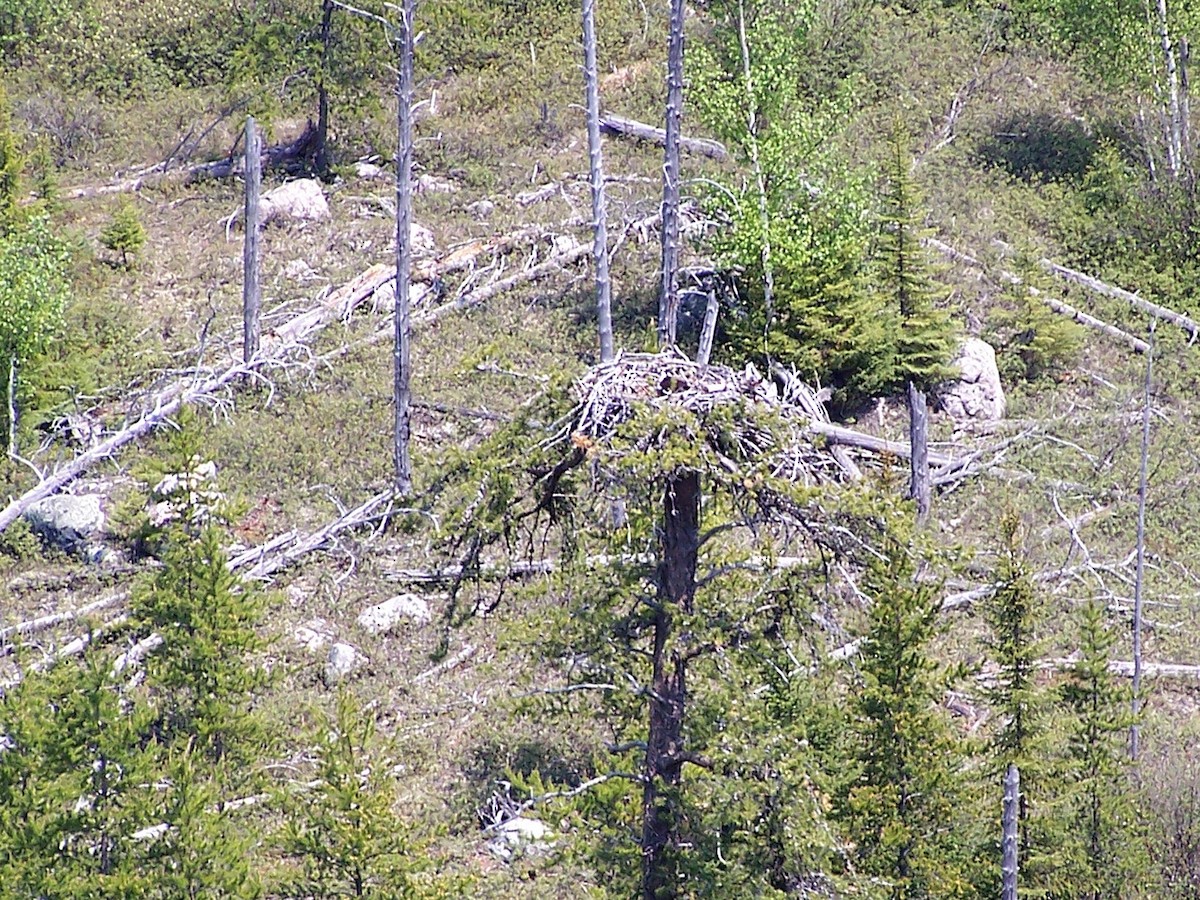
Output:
[[1002, 764, 1020, 900], [1038, 257, 1200, 341], [1131, 319, 1155, 760], [908, 382, 931, 524], [599, 113, 729, 161], [394, 0, 415, 497], [242, 116, 262, 364], [925, 238, 1151, 353], [583, 0, 614, 363], [658, 0, 686, 350], [696, 291, 720, 366], [737, 0, 775, 337]]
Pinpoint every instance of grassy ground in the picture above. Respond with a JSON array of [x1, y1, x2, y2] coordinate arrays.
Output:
[[4, 1, 1200, 892]]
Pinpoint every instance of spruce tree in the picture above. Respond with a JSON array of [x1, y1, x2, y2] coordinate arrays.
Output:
[[278, 691, 431, 899], [100, 200, 147, 268], [1060, 600, 1153, 899], [0, 85, 22, 234], [873, 127, 957, 393], [983, 512, 1074, 898], [840, 526, 981, 898]]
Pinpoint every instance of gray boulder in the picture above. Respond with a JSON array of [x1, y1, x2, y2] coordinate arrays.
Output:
[[24, 495, 105, 551], [937, 338, 1006, 423], [324, 642, 368, 685], [357, 594, 432, 634]]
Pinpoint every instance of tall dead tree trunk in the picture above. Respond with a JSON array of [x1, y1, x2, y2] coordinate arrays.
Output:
[[1131, 319, 1155, 760], [393, 0, 414, 496], [1155, 0, 1184, 179], [582, 0, 614, 363], [1002, 763, 1020, 900], [908, 381, 930, 524], [642, 470, 699, 900], [242, 116, 261, 365], [315, 0, 334, 178], [658, 0, 685, 349], [737, 0, 774, 354]]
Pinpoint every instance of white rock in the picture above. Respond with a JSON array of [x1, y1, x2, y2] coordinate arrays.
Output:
[[293, 618, 334, 653], [24, 495, 105, 550], [324, 642, 368, 684], [410, 222, 436, 256], [466, 199, 495, 219], [937, 338, 1006, 423], [355, 161, 388, 180], [260, 179, 330, 224], [415, 173, 458, 194], [357, 594, 432, 634], [487, 816, 555, 861]]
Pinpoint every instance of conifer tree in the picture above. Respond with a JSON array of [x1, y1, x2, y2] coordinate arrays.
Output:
[[278, 691, 432, 899], [1060, 600, 1153, 899], [873, 127, 957, 522], [983, 512, 1074, 897], [840, 526, 981, 898], [100, 200, 147, 268]]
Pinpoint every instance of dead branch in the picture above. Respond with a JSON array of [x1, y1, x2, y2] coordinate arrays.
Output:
[[925, 238, 1150, 354], [229, 489, 396, 580], [0, 590, 130, 647], [65, 122, 320, 200], [599, 113, 729, 161], [413, 643, 478, 683]]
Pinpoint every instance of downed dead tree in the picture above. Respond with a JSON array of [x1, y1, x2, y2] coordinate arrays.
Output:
[[0, 226, 591, 536], [65, 123, 320, 200], [600, 113, 729, 161], [925, 238, 1151, 354]]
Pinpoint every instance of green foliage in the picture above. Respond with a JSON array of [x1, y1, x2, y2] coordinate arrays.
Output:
[[0, 648, 161, 896], [277, 691, 434, 899], [870, 127, 958, 392], [1059, 600, 1154, 897], [691, 2, 881, 406], [99, 200, 147, 268], [982, 512, 1076, 898], [0, 85, 22, 232], [0, 215, 70, 450], [0, 515, 40, 559], [986, 275, 1084, 385], [839, 523, 982, 898]]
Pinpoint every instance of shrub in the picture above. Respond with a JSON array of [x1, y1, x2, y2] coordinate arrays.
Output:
[[99, 201, 146, 268]]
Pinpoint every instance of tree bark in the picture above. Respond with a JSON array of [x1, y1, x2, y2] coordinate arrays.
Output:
[[315, 0, 334, 178], [393, 0, 415, 497], [242, 116, 261, 365], [1131, 319, 1155, 760], [1001, 764, 1020, 900], [907, 381, 930, 524], [658, 0, 685, 349], [1155, 0, 1184, 178], [583, 0, 614, 363], [6, 356, 15, 458], [642, 470, 699, 900]]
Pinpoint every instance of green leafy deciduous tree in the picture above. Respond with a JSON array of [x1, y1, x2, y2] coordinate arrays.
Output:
[[0, 217, 69, 455]]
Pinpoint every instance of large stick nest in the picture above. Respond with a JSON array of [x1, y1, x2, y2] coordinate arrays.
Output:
[[569, 351, 859, 486]]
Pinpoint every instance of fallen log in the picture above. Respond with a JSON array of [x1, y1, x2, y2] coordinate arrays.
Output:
[[65, 122, 320, 200], [599, 113, 729, 161], [1038, 257, 1200, 342], [0, 590, 129, 647], [925, 238, 1150, 354], [230, 488, 396, 580]]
